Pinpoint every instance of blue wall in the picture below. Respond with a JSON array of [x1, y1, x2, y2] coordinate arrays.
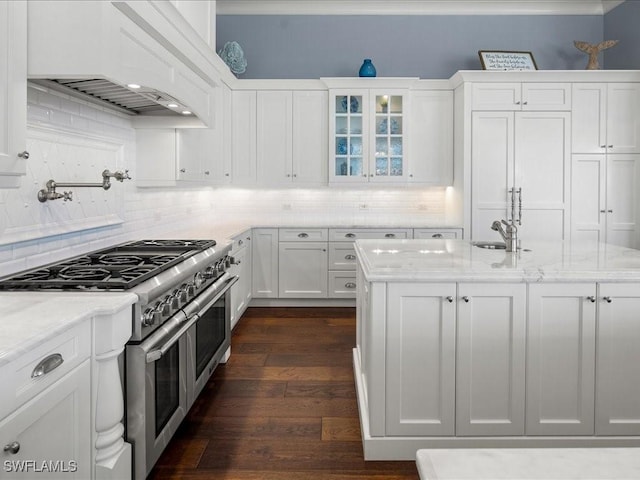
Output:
[[604, 1, 640, 69], [217, 14, 604, 79]]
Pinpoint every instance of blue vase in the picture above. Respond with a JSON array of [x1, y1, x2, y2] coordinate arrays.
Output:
[[359, 59, 377, 77]]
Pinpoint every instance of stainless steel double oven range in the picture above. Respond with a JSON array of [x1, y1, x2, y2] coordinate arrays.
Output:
[[0, 239, 237, 479]]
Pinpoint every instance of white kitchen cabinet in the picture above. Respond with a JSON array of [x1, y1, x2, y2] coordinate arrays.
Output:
[[456, 283, 526, 436], [471, 83, 571, 111], [329, 89, 408, 183], [595, 283, 640, 436], [412, 228, 463, 239], [251, 228, 278, 298], [231, 90, 257, 184], [572, 83, 640, 155], [278, 228, 328, 298], [230, 231, 252, 330], [385, 282, 456, 436], [252, 89, 328, 186], [571, 154, 640, 249], [471, 110, 571, 242], [409, 90, 453, 184], [526, 283, 596, 436], [0, 361, 91, 480], [0, 0, 27, 188]]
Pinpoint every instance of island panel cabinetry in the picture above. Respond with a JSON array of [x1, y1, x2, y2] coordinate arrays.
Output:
[[0, 0, 27, 188], [572, 83, 640, 155], [596, 283, 640, 436], [526, 283, 596, 436], [456, 283, 526, 436], [471, 110, 570, 242], [230, 231, 252, 330], [278, 228, 328, 298], [471, 83, 571, 111], [385, 282, 456, 436], [571, 153, 640, 249]]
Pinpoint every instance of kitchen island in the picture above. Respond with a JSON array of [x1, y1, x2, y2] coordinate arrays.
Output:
[[353, 239, 640, 460]]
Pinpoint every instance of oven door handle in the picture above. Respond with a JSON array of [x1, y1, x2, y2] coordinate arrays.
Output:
[[145, 314, 197, 363]]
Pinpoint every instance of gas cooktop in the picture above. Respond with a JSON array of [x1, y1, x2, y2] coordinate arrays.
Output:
[[0, 239, 216, 291]]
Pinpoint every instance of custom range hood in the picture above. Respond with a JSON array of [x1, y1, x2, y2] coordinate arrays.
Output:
[[30, 79, 195, 118], [27, 1, 215, 127]]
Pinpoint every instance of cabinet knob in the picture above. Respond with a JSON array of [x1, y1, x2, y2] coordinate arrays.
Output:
[[286, 174, 291, 177], [293, 174, 297, 178], [204, 170, 210, 175], [515, 101, 521, 105], [345, 233, 356, 238], [298, 233, 309, 238], [522, 101, 528, 105], [600, 210, 606, 213], [603, 296, 612, 303], [608, 209, 613, 213], [587, 296, 596, 303], [462, 296, 470, 303], [600, 145, 607, 149], [445, 296, 454, 303], [225, 173, 230, 177], [17, 150, 29, 159], [608, 145, 613, 149], [345, 282, 356, 289], [180, 168, 186, 173], [432, 233, 443, 238], [385, 233, 396, 238], [345, 254, 356, 260], [4, 442, 20, 454]]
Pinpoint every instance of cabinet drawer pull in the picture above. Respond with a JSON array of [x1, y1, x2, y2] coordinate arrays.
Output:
[[4, 442, 20, 455], [462, 296, 470, 303], [432, 233, 443, 238], [18, 151, 29, 159], [31, 353, 64, 378], [604, 296, 612, 303], [587, 296, 596, 303], [298, 233, 309, 238], [345, 282, 356, 289], [445, 296, 453, 303], [345, 233, 356, 238], [345, 254, 356, 260], [384, 233, 396, 238]]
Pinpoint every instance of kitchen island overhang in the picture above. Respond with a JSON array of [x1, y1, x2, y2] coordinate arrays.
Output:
[[353, 239, 640, 461]]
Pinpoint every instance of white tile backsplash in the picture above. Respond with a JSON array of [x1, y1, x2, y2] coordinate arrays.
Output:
[[0, 83, 457, 277]]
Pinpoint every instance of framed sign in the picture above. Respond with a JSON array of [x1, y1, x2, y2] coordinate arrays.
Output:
[[478, 50, 538, 71]]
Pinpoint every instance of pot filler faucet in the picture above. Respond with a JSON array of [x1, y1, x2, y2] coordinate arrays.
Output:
[[491, 219, 518, 252]]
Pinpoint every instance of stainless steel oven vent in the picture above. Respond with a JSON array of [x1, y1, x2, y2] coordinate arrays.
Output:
[[30, 79, 187, 116]]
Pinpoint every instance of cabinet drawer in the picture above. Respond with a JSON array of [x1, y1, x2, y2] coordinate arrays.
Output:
[[329, 228, 412, 242], [413, 228, 463, 239], [0, 320, 91, 420], [328, 272, 357, 298], [329, 243, 357, 270], [279, 228, 328, 242]]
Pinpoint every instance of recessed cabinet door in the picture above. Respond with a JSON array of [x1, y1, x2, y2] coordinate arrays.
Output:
[[526, 283, 596, 435], [385, 283, 456, 436], [278, 242, 328, 298], [606, 83, 640, 154], [0, 1, 27, 188], [293, 90, 328, 184], [232, 90, 257, 184], [456, 283, 526, 436], [251, 228, 278, 298], [596, 283, 640, 435], [257, 90, 293, 184]]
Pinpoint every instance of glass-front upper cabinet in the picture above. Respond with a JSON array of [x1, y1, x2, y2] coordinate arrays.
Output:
[[329, 89, 408, 183]]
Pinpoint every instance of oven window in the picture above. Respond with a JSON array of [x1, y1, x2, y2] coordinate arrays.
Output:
[[155, 342, 180, 436], [196, 296, 226, 378]]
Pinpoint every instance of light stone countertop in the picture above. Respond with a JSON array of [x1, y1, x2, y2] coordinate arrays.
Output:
[[355, 239, 640, 282], [416, 448, 640, 479], [0, 292, 137, 367]]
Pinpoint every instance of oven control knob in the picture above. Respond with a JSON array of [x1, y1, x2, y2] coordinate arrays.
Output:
[[225, 256, 232, 268], [178, 285, 189, 303], [142, 307, 157, 327], [204, 266, 217, 279], [170, 290, 181, 310], [217, 261, 226, 274], [159, 298, 172, 317], [186, 283, 196, 297], [194, 272, 204, 289]]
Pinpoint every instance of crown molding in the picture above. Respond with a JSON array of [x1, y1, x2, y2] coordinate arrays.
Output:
[[216, 0, 626, 16]]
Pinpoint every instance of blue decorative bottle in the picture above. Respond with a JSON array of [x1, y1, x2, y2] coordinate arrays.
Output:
[[359, 59, 377, 77]]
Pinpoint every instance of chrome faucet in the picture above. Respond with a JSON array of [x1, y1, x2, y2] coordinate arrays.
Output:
[[491, 219, 518, 252]]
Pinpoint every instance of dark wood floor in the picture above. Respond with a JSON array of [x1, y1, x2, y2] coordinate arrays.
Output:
[[148, 307, 420, 480]]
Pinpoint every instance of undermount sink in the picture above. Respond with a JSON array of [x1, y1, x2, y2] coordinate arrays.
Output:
[[473, 241, 507, 250]]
